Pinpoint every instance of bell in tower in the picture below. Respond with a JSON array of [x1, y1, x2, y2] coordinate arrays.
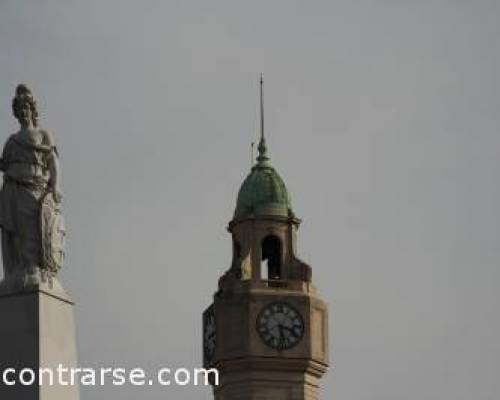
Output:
[[203, 77, 329, 400]]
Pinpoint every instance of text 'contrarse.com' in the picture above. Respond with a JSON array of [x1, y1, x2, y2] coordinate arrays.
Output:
[[0, 365, 219, 387]]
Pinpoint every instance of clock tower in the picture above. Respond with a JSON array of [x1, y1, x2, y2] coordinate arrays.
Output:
[[203, 78, 329, 400]]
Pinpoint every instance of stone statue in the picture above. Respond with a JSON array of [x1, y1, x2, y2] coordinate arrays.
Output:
[[0, 84, 66, 292]]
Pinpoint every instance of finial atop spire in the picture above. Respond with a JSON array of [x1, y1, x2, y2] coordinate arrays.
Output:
[[259, 73, 264, 142], [256, 73, 269, 166]]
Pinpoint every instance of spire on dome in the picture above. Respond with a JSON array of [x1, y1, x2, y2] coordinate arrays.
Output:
[[256, 74, 270, 166], [233, 75, 294, 219]]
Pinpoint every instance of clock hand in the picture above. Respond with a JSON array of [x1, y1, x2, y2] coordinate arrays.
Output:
[[278, 325, 285, 338], [277, 325, 287, 349]]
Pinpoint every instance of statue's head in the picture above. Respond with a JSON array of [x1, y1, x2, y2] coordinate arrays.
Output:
[[12, 84, 39, 128]]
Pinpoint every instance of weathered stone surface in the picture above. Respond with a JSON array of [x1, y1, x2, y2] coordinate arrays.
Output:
[[0, 84, 65, 291], [0, 287, 79, 400]]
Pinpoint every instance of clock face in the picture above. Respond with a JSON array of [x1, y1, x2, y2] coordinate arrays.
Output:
[[203, 308, 217, 362], [256, 302, 305, 350]]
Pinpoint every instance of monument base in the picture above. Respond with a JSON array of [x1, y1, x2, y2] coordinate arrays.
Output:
[[0, 282, 79, 400]]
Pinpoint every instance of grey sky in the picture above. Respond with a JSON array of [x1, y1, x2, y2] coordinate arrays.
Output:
[[1, 0, 499, 399]]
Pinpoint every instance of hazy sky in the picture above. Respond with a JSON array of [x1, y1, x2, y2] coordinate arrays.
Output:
[[1, 1, 499, 399]]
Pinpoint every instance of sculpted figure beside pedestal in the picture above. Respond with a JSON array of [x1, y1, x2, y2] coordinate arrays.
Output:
[[0, 85, 78, 400], [0, 84, 66, 294]]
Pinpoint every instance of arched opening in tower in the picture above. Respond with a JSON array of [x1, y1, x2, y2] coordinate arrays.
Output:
[[261, 235, 282, 280]]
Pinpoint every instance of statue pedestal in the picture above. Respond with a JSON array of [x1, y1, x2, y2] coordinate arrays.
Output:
[[0, 282, 79, 400]]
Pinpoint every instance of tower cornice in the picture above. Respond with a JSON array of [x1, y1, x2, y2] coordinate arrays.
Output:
[[227, 214, 301, 232]]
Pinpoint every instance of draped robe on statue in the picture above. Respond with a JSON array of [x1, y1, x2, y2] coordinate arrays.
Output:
[[0, 133, 59, 287]]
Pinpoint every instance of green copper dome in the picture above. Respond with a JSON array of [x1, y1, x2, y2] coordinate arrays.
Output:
[[234, 137, 293, 218]]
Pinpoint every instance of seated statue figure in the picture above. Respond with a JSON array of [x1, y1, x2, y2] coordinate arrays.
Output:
[[0, 84, 65, 292]]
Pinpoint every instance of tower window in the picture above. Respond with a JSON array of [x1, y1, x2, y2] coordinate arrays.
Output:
[[261, 235, 282, 280]]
